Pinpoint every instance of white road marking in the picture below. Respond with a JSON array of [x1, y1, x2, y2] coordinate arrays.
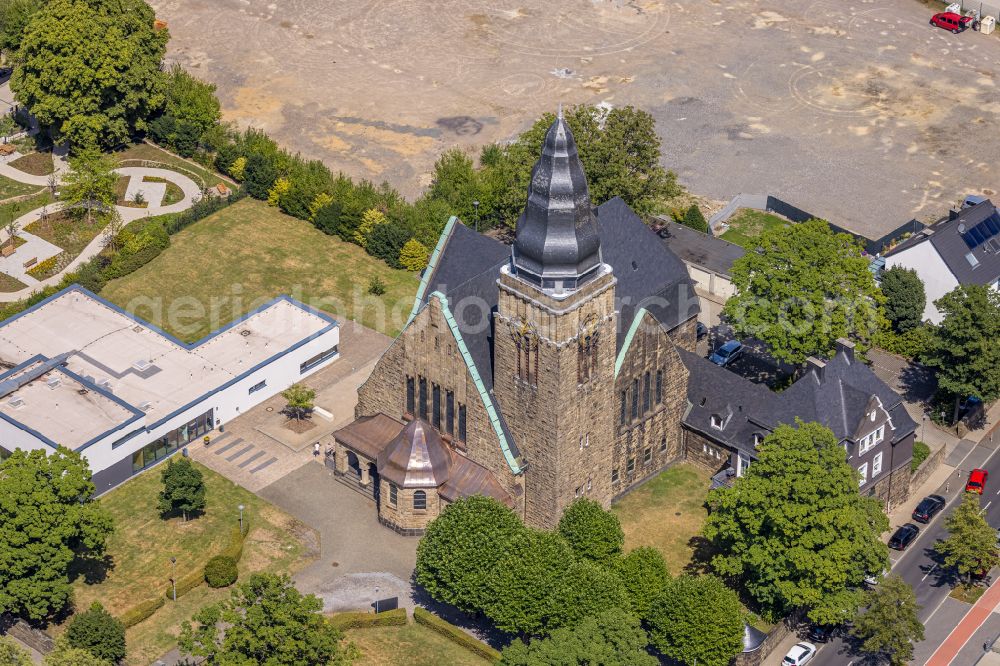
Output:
[[983, 500, 992, 513], [923, 563, 938, 582]]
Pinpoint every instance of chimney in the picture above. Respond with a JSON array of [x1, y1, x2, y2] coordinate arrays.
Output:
[[835, 338, 855, 363], [805, 356, 825, 382]]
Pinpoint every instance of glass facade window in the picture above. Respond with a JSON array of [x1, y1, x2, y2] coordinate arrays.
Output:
[[131, 409, 213, 473], [299, 345, 339, 373], [432, 384, 441, 429]]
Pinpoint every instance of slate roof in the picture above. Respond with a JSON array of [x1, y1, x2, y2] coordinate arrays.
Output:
[[679, 343, 917, 458], [657, 219, 746, 276], [886, 200, 1000, 286]]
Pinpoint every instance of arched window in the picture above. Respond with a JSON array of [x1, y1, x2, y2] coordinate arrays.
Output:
[[413, 490, 427, 510]]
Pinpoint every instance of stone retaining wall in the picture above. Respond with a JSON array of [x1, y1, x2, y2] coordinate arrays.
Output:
[[911, 442, 945, 493]]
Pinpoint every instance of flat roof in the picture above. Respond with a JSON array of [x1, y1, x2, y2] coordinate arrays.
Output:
[[657, 219, 745, 276], [0, 286, 337, 450]]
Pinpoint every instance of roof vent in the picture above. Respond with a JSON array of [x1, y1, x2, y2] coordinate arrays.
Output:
[[239, 329, 252, 337], [45, 376, 61, 389], [133, 325, 144, 333], [97, 378, 113, 391], [7, 395, 24, 408], [132, 359, 153, 372], [958, 223, 967, 234], [139, 400, 153, 411]]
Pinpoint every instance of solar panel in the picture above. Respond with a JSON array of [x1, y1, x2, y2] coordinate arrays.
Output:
[[969, 226, 986, 246], [985, 214, 1000, 235]]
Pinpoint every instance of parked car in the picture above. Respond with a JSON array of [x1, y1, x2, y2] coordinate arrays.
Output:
[[930, 11, 975, 33], [782, 642, 816, 666], [967, 468, 989, 494], [889, 523, 920, 551], [912, 495, 946, 523], [696, 322, 708, 340], [709, 340, 743, 367], [807, 624, 834, 643]]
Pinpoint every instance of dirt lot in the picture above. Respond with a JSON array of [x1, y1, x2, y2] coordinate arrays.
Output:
[[150, 0, 1000, 237]]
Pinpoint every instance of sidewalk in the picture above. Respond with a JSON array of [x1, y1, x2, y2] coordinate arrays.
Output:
[[927, 577, 1000, 666]]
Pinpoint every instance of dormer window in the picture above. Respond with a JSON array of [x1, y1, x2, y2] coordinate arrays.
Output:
[[710, 414, 723, 430], [752, 433, 763, 448]]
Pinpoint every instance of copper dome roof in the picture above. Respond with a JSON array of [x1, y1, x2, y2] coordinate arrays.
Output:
[[376, 419, 452, 488]]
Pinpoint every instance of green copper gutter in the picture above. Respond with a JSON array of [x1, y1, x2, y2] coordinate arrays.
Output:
[[429, 290, 523, 475], [614, 307, 649, 378], [408, 216, 457, 324]]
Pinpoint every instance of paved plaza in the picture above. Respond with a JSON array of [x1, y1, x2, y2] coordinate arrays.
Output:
[[150, 0, 1000, 237]]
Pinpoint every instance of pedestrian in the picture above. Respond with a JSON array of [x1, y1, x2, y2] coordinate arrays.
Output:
[[314, 442, 320, 457]]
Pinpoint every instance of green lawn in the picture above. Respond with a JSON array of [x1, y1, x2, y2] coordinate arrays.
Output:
[[345, 623, 491, 666], [9, 151, 54, 176], [57, 462, 316, 666], [612, 464, 712, 575], [144, 176, 185, 205], [0, 174, 42, 200], [1, 191, 54, 225], [115, 142, 230, 190], [101, 198, 421, 341], [719, 208, 790, 249]]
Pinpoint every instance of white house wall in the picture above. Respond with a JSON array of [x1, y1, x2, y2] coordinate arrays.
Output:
[[884, 241, 959, 324]]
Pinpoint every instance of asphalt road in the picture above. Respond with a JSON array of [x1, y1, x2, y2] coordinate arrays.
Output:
[[809, 437, 1000, 666]]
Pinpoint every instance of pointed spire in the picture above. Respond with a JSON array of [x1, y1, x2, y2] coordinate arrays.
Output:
[[511, 111, 602, 292]]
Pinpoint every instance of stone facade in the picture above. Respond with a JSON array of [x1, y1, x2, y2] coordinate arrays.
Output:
[[681, 428, 730, 474], [377, 480, 442, 536]]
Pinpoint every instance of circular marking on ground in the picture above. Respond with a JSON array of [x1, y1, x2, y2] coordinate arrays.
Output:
[[789, 63, 879, 116], [500, 72, 548, 97], [734, 61, 799, 113]]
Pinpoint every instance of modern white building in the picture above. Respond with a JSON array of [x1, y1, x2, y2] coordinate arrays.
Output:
[[0, 285, 339, 493], [884, 200, 1000, 324]]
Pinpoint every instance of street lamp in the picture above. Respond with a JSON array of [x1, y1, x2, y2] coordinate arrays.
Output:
[[472, 200, 480, 232], [170, 557, 177, 602], [238, 504, 245, 533], [921, 412, 927, 442]]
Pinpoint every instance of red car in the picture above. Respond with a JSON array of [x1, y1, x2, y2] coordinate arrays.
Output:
[[967, 468, 989, 494], [930, 12, 975, 33]]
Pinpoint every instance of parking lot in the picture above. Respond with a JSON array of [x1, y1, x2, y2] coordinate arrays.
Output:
[[150, 0, 1000, 237]]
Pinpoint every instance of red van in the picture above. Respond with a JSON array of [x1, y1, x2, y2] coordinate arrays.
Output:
[[930, 12, 974, 33], [967, 468, 989, 494]]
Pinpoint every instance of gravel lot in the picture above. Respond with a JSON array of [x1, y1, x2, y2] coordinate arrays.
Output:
[[150, 0, 1000, 237]]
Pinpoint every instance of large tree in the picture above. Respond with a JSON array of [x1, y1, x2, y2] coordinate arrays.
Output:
[[65, 601, 126, 664], [850, 574, 924, 666], [0, 636, 31, 666], [556, 498, 624, 567], [415, 495, 525, 613], [158, 456, 206, 521], [0, 0, 41, 56], [615, 546, 671, 620], [59, 148, 118, 224], [178, 573, 355, 664], [148, 65, 221, 157], [722, 219, 884, 365], [12, 0, 168, 150], [646, 575, 744, 666], [921, 284, 1000, 423], [500, 608, 657, 666], [0, 447, 114, 622], [484, 529, 577, 636], [936, 491, 999, 584], [880, 266, 925, 333], [703, 421, 889, 623]]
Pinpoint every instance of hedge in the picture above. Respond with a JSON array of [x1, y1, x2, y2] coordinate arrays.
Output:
[[119, 597, 165, 628], [412, 607, 501, 663], [911, 441, 931, 474], [167, 566, 205, 601], [328, 608, 407, 631]]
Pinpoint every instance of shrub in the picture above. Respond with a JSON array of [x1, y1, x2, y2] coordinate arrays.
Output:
[[220, 523, 250, 561], [367, 223, 411, 269], [204, 555, 239, 588], [413, 607, 501, 663], [873, 324, 935, 360], [65, 601, 127, 663], [368, 275, 386, 296], [243, 152, 278, 199], [911, 441, 931, 473], [399, 238, 430, 272], [267, 177, 290, 207], [354, 208, 388, 248], [26, 254, 59, 279], [119, 597, 165, 628], [327, 608, 407, 631], [681, 204, 709, 233]]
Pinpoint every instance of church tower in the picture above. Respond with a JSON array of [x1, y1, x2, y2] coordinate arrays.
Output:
[[494, 112, 618, 529]]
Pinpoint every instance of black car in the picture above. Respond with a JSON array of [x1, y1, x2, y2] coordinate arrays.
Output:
[[696, 322, 708, 340], [912, 495, 946, 523], [889, 523, 920, 551], [807, 624, 833, 643]]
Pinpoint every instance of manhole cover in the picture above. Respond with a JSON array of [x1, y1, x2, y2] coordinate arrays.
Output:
[[331, 561, 339, 567], [266, 407, 273, 412]]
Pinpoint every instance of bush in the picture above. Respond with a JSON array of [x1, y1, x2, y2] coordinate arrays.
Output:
[[911, 441, 931, 473], [26, 254, 59, 279], [368, 275, 386, 296], [399, 238, 430, 271], [367, 223, 411, 269], [204, 555, 238, 588], [243, 152, 278, 200], [327, 608, 407, 631], [119, 597, 165, 628], [681, 204, 709, 233], [413, 607, 501, 663], [874, 324, 935, 360], [163, 190, 245, 235], [65, 601, 127, 663], [220, 523, 249, 561]]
